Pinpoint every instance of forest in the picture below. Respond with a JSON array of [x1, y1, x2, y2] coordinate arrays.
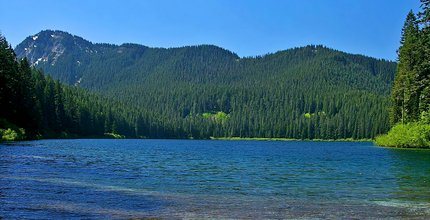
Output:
[[376, 0, 430, 148], [5, 28, 398, 140], [0, 35, 144, 140]]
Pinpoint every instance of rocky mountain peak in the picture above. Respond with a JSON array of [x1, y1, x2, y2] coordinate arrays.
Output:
[[15, 30, 94, 67]]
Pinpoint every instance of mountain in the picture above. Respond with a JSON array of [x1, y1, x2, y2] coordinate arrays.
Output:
[[15, 30, 397, 139], [1, 33, 142, 140]]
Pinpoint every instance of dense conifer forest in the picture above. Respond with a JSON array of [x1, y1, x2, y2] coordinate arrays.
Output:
[[12, 31, 397, 140], [0, 35, 141, 140], [376, 0, 430, 148], [2, 26, 398, 140]]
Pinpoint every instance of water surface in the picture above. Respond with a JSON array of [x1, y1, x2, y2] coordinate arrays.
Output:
[[1, 140, 430, 219]]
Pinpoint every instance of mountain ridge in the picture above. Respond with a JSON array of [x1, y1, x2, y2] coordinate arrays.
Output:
[[14, 29, 397, 139], [15, 30, 395, 93], [16, 29, 392, 64]]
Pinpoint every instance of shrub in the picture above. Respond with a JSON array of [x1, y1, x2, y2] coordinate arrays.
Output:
[[375, 123, 430, 148], [0, 128, 26, 141]]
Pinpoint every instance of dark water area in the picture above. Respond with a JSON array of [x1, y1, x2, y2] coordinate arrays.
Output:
[[1, 139, 430, 219]]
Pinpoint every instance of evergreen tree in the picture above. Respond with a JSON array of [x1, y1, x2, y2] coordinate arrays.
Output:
[[0, 33, 143, 140], [391, 11, 420, 124], [14, 31, 398, 140], [0, 35, 18, 122], [418, 0, 430, 113], [376, 1, 430, 148]]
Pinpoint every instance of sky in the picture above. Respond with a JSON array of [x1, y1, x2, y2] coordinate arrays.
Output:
[[0, 0, 421, 60]]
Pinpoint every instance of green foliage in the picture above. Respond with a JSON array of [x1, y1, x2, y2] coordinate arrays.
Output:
[[104, 133, 126, 139], [215, 111, 228, 121], [379, 2, 430, 148], [375, 123, 430, 148], [215, 137, 372, 142], [390, 4, 430, 125], [0, 128, 26, 141], [202, 111, 229, 123], [0, 118, 26, 141], [0, 33, 140, 139], [390, 11, 420, 124], [421, 110, 430, 124]]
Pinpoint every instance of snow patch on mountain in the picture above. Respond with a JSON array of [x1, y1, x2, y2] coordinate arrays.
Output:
[[31, 58, 45, 67], [74, 77, 82, 86], [33, 58, 41, 66]]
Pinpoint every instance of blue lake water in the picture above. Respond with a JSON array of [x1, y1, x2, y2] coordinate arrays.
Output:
[[1, 139, 430, 219]]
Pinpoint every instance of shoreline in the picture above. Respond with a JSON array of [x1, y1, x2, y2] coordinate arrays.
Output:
[[1, 136, 373, 143], [210, 137, 373, 142]]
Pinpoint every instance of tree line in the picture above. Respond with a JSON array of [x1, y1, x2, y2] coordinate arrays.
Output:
[[376, 0, 430, 148], [5, 29, 399, 140], [0, 34, 140, 140]]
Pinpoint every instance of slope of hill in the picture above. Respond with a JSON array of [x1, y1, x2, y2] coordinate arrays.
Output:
[[1, 33, 142, 140], [15, 30, 397, 139]]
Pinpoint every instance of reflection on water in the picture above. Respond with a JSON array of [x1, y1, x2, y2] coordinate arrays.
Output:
[[1, 139, 430, 219]]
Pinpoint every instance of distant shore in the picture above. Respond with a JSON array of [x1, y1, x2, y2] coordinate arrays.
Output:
[[210, 137, 373, 142], [1, 134, 374, 143]]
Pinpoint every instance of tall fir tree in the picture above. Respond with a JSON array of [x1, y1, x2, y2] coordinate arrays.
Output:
[[0, 35, 18, 122], [391, 11, 420, 124], [417, 0, 430, 113]]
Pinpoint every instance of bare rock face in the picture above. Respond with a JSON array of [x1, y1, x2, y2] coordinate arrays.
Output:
[[14, 30, 237, 87], [15, 30, 97, 84], [18, 30, 76, 65]]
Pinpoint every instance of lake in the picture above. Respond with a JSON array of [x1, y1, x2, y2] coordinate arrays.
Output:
[[1, 140, 430, 219]]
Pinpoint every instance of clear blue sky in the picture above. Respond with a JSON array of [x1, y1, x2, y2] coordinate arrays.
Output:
[[0, 0, 421, 60]]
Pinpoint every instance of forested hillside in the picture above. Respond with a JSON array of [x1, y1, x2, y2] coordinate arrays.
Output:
[[14, 30, 397, 139], [0, 34, 145, 140]]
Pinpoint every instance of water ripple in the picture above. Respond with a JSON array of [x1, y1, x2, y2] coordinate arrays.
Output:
[[1, 139, 430, 219]]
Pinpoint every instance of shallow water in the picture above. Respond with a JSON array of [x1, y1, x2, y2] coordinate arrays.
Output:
[[1, 139, 430, 219]]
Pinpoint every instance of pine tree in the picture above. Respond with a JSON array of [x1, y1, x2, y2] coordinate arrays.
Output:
[[390, 11, 420, 124], [16, 58, 39, 134], [376, 1, 430, 148], [417, 0, 430, 113], [419, 0, 430, 26], [0, 34, 18, 122]]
